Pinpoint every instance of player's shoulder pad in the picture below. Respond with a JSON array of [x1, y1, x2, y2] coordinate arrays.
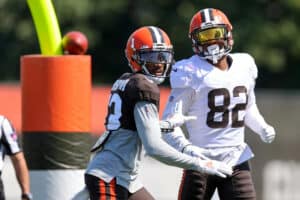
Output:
[[170, 55, 205, 89], [230, 53, 258, 80], [126, 73, 160, 105]]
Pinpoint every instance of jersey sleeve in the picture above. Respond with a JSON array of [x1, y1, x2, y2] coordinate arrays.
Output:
[[234, 53, 258, 107], [170, 59, 200, 90], [106, 73, 160, 131], [126, 73, 160, 107], [162, 87, 195, 120], [245, 103, 269, 136], [243, 54, 268, 135], [248, 54, 258, 80], [0, 116, 21, 155]]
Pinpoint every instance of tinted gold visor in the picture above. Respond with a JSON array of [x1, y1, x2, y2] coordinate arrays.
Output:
[[193, 27, 226, 44]]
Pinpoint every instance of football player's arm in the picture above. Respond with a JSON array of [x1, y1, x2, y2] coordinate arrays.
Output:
[[134, 101, 197, 168], [161, 88, 193, 151], [244, 86, 275, 143], [134, 101, 232, 177]]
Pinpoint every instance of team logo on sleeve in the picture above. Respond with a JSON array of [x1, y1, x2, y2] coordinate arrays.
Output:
[[169, 95, 174, 102], [10, 132, 18, 141], [144, 105, 150, 113]]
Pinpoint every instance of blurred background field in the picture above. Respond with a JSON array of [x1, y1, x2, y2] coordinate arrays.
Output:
[[1, 0, 300, 199], [1, 0, 300, 88]]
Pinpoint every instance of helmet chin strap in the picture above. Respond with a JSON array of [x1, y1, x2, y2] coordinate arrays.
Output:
[[146, 76, 165, 84]]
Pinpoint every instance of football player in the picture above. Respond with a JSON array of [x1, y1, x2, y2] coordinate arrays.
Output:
[[162, 8, 276, 200], [84, 26, 233, 200]]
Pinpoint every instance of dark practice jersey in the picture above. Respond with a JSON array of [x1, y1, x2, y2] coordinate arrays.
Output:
[[86, 72, 203, 193], [105, 72, 160, 131]]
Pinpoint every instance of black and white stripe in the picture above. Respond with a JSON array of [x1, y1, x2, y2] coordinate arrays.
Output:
[[200, 8, 214, 23], [148, 26, 165, 44], [0, 115, 21, 171]]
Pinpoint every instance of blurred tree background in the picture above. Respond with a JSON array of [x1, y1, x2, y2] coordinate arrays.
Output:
[[0, 0, 299, 88]]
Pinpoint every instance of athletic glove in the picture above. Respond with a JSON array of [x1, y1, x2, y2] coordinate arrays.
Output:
[[196, 159, 233, 178], [260, 125, 276, 143], [21, 193, 33, 200], [165, 100, 197, 128]]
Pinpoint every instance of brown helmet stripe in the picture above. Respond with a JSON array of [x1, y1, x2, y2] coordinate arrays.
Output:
[[200, 8, 214, 23], [157, 28, 165, 43], [200, 10, 206, 23], [208, 8, 214, 21], [148, 26, 164, 44]]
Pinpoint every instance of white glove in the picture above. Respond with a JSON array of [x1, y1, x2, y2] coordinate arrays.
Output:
[[182, 144, 210, 160], [196, 159, 233, 178], [260, 125, 276, 143], [165, 100, 197, 128]]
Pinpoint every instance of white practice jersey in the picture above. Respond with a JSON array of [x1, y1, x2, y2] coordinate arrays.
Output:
[[163, 53, 268, 166]]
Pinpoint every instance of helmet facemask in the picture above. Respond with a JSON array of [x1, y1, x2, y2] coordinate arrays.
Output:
[[191, 25, 232, 64], [133, 47, 174, 84]]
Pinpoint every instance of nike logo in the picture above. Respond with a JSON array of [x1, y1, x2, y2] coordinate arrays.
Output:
[[172, 68, 178, 72]]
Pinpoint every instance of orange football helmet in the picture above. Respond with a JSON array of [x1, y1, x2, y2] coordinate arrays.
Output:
[[189, 8, 234, 63], [125, 26, 174, 84]]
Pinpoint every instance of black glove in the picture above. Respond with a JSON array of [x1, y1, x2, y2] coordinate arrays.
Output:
[[22, 193, 33, 200]]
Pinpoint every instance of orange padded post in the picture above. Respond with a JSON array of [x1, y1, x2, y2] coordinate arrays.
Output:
[[21, 55, 91, 132], [21, 55, 92, 199]]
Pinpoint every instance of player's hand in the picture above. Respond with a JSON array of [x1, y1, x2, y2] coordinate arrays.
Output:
[[21, 193, 33, 200], [260, 125, 276, 143], [165, 100, 197, 128], [197, 159, 233, 178], [182, 144, 210, 160]]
